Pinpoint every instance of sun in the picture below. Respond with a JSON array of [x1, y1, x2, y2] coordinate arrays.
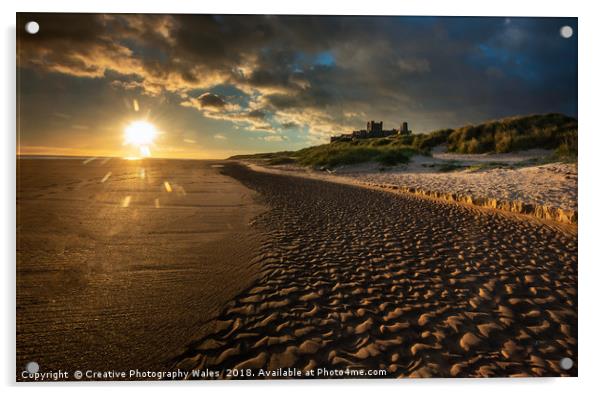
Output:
[[124, 121, 157, 146], [124, 121, 157, 157]]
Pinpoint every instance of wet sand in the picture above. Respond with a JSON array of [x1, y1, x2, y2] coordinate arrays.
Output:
[[17, 158, 264, 375], [173, 163, 577, 378]]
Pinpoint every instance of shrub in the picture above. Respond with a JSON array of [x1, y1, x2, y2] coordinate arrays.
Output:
[[554, 131, 578, 158], [412, 128, 453, 151], [494, 132, 513, 153], [376, 148, 412, 166]]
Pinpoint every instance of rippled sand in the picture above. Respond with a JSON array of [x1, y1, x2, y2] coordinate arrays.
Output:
[[174, 163, 577, 378]]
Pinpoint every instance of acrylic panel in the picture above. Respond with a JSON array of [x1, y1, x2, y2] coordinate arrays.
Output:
[[16, 13, 578, 381]]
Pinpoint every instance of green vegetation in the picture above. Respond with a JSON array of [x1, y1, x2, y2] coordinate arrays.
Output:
[[231, 141, 418, 169], [411, 128, 454, 152], [230, 113, 577, 168], [443, 113, 577, 155], [408, 113, 577, 158], [437, 162, 466, 172], [295, 142, 416, 168]]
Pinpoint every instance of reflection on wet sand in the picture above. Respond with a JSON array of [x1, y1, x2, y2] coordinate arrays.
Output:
[[17, 158, 264, 374]]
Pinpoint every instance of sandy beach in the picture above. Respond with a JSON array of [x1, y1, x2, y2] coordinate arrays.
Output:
[[16, 158, 578, 379], [17, 158, 264, 375], [242, 149, 577, 224], [172, 163, 577, 378]]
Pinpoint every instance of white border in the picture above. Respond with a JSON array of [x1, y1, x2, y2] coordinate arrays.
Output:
[[3, 1, 600, 394]]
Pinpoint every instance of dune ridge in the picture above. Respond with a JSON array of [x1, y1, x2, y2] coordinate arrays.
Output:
[[242, 158, 577, 225]]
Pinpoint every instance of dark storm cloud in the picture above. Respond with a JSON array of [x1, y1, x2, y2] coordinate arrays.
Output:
[[180, 91, 274, 132], [197, 92, 227, 108], [282, 122, 299, 129], [247, 109, 267, 120], [17, 14, 577, 137]]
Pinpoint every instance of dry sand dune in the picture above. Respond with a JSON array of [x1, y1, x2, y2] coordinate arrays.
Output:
[[347, 161, 577, 214], [173, 163, 577, 378], [248, 150, 577, 217]]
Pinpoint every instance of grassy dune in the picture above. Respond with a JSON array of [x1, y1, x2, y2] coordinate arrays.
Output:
[[230, 113, 577, 167], [414, 113, 577, 156], [231, 142, 420, 168]]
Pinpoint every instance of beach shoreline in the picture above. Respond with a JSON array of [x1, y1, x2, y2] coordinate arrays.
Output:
[[237, 155, 577, 226], [16, 158, 265, 376], [15, 158, 578, 379]]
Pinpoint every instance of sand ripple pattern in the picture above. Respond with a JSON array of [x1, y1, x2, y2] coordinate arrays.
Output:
[[173, 164, 577, 378]]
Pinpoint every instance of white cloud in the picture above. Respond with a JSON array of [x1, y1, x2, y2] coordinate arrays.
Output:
[[263, 135, 286, 142]]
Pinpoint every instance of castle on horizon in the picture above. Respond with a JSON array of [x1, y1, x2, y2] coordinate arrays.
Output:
[[330, 120, 411, 143]]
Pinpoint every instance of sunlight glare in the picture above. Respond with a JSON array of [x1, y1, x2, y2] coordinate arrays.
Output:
[[101, 171, 112, 183], [124, 121, 157, 146], [121, 195, 132, 208], [124, 120, 157, 157]]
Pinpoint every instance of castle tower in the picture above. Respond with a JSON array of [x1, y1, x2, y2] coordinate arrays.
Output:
[[399, 121, 409, 135]]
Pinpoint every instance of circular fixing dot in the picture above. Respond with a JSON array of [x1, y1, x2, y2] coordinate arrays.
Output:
[[26, 361, 39, 374], [560, 357, 574, 370], [560, 25, 573, 39], [25, 21, 40, 34]]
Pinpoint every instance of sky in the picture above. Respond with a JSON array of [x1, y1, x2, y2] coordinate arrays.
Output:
[[17, 14, 577, 159]]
